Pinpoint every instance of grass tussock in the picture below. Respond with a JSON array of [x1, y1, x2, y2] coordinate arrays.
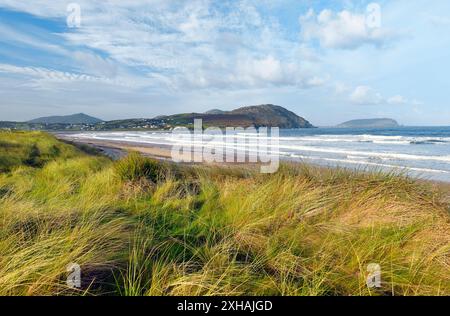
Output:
[[0, 131, 449, 296], [114, 151, 167, 183]]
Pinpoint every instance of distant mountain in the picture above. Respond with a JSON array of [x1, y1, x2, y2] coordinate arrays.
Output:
[[337, 118, 400, 128], [28, 113, 103, 124], [205, 109, 226, 114], [231, 105, 314, 128], [155, 104, 315, 129], [2, 105, 313, 131]]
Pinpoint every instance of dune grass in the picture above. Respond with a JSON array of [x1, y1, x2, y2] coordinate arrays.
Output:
[[0, 131, 449, 296]]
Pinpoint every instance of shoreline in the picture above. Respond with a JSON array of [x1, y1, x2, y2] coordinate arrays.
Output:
[[57, 134, 173, 160], [56, 134, 450, 196], [53, 130, 450, 184]]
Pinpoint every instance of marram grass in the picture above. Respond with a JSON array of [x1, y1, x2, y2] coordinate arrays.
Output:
[[0, 131, 449, 296]]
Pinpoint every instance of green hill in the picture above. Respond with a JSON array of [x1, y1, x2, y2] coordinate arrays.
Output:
[[152, 104, 315, 129], [28, 113, 103, 124]]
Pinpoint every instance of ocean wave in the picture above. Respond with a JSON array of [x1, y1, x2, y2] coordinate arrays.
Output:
[[69, 132, 450, 178], [83, 132, 450, 146], [72, 132, 450, 163], [410, 139, 448, 145], [276, 144, 450, 163], [239, 133, 450, 146], [303, 156, 450, 175]]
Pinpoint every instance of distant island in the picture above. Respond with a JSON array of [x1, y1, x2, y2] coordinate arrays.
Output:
[[337, 118, 400, 129], [0, 104, 314, 131]]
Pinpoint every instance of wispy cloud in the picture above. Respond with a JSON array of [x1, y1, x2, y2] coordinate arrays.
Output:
[[299, 8, 401, 49], [0, 63, 149, 91], [0, 0, 326, 90], [348, 85, 420, 107], [0, 0, 448, 124]]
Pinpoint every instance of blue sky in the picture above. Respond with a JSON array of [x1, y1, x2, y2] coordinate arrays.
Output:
[[0, 0, 449, 126]]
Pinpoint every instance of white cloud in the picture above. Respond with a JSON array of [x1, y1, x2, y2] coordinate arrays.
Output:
[[348, 86, 420, 107], [350, 85, 383, 105], [0, 63, 146, 90], [0, 0, 438, 124], [334, 82, 351, 94], [174, 55, 327, 90], [300, 8, 399, 49], [0, 64, 95, 82], [0, 0, 325, 91], [387, 95, 407, 105], [72, 52, 118, 78]]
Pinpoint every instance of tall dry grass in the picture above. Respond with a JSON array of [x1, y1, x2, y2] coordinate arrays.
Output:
[[0, 131, 449, 295]]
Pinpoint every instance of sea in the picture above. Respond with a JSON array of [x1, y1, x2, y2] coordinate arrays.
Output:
[[71, 126, 450, 182]]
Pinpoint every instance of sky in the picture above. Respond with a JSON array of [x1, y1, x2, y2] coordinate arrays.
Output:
[[0, 0, 449, 126]]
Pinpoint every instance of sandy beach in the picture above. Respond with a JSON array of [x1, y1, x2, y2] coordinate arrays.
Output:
[[57, 134, 173, 160], [56, 133, 450, 198]]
